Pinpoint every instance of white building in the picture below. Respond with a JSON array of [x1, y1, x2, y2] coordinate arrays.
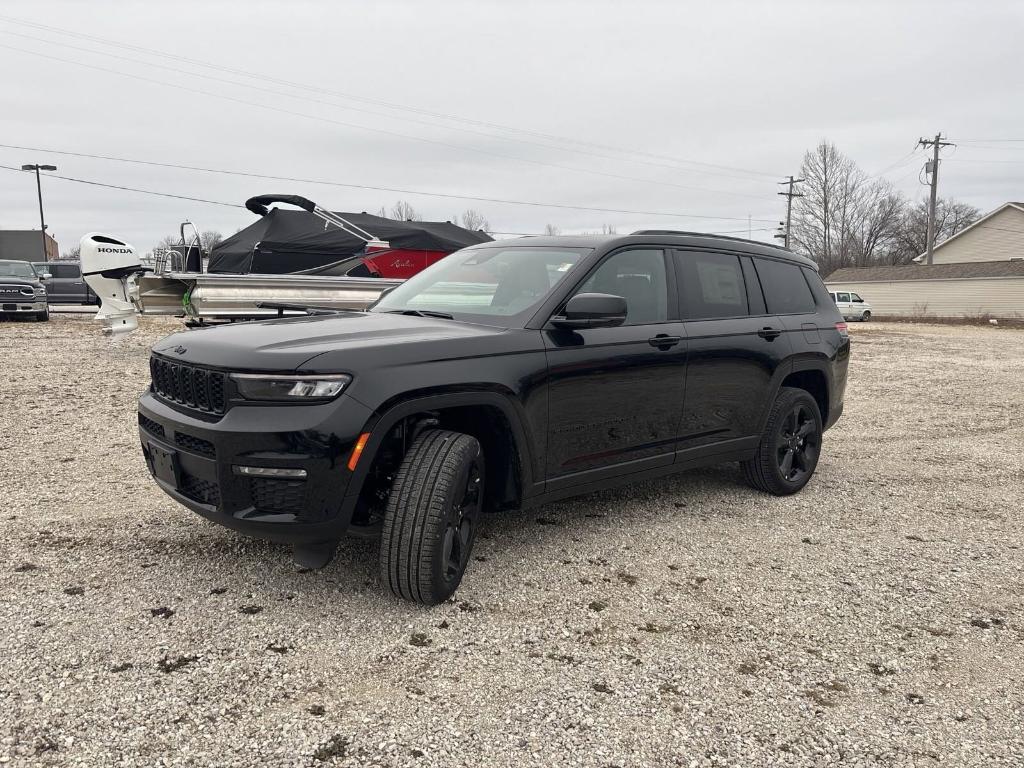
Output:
[[825, 202, 1024, 320]]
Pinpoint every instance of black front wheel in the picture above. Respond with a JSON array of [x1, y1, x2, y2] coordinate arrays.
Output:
[[380, 429, 484, 605], [36, 310, 49, 322], [742, 387, 822, 495]]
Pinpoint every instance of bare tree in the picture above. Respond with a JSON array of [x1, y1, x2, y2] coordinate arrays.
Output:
[[457, 209, 490, 231], [62, 244, 81, 260], [390, 200, 421, 221], [886, 198, 980, 264], [200, 230, 224, 253], [791, 141, 911, 274], [154, 234, 181, 251], [543, 223, 561, 236]]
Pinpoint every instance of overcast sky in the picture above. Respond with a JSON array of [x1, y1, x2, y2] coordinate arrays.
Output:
[[0, 0, 1021, 254]]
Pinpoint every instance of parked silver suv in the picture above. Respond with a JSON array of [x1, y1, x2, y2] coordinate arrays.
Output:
[[0, 260, 49, 321]]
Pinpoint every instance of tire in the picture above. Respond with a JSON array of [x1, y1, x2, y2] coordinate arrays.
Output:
[[36, 309, 49, 322], [380, 429, 484, 605], [741, 387, 822, 496], [861, 311, 871, 322]]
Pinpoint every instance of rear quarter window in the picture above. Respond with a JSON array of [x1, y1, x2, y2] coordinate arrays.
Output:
[[754, 258, 815, 314], [803, 268, 837, 309]]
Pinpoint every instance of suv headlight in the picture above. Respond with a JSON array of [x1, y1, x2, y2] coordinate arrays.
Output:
[[230, 373, 352, 401]]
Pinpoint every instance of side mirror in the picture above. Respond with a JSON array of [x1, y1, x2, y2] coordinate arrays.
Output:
[[853, 298, 864, 303], [551, 293, 627, 329], [41, 273, 52, 281]]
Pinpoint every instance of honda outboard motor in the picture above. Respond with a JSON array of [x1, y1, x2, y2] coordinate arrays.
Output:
[[81, 233, 145, 334]]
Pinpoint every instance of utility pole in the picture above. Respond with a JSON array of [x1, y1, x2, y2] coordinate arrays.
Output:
[[777, 176, 804, 249], [917, 133, 954, 265], [21, 163, 58, 261]]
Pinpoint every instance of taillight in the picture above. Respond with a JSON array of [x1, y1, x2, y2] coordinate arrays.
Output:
[[835, 321, 849, 337]]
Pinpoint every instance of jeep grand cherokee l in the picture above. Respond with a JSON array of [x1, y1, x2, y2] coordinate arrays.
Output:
[[138, 232, 850, 604]]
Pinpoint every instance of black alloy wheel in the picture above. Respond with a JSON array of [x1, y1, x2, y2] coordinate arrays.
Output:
[[742, 387, 823, 495], [775, 403, 819, 485]]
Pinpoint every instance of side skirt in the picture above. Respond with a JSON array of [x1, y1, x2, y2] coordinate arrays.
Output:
[[521, 437, 758, 510]]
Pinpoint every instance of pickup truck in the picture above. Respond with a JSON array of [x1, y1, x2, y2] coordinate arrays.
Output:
[[32, 261, 98, 305], [138, 231, 850, 604]]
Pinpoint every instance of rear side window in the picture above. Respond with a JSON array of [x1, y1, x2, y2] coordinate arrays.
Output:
[[677, 251, 748, 319], [754, 258, 815, 314]]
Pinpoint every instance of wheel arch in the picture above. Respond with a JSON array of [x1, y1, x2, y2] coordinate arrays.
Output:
[[778, 359, 832, 428], [347, 391, 538, 517]]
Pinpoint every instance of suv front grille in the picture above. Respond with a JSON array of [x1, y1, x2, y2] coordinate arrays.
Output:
[[150, 356, 227, 414], [250, 478, 307, 515], [174, 431, 215, 458], [180, 473, 220, 506], [138, 413, 165, 438]]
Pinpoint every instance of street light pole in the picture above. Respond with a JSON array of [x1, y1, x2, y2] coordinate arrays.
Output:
[[22, 163, 57, 262]]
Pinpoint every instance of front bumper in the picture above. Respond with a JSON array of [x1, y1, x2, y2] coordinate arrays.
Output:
[[138, 391, 374, 544], [0, 299, 46, 314]]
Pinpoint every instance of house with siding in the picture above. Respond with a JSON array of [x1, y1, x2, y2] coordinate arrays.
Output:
[[825, 202, 1024, 319]]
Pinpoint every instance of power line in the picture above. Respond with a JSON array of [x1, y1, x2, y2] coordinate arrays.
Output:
[[0, 41, 773, 203], [0, 28, 773, 188], [0, 151, 777, 223], [0, 14, 780, 181], [0, 163, 244, 207]]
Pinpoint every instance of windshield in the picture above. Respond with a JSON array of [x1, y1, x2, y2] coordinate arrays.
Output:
[[0, 260, 38, 279], [371, 245, 591, 325]]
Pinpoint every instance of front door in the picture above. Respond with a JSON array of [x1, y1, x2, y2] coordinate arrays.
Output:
[[674, 250, 791, 454], [543, 248, 687, 489]]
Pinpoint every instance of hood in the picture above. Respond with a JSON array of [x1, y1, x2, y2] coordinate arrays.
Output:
[[151, 311, 514, 372], [0, 276, 43, 288]]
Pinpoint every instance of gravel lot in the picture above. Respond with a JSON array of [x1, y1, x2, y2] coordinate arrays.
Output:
[[1, 315, 1022, 767]]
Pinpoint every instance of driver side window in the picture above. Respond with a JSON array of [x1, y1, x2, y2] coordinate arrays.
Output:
[[573, 249, 668, 326]]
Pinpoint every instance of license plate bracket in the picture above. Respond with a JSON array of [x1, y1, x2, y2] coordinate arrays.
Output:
[[149, 443, 181, 488]]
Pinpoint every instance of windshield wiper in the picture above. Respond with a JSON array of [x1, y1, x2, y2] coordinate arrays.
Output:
[[384, 309, 454, 319], [257, 301, 362, 316]]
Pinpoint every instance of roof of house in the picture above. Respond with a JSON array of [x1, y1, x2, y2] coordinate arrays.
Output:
[[825, 260, 1024, 283], [914, 201, 1024, 261]]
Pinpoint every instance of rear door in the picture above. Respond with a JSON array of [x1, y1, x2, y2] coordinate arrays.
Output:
[[674, 250, 791, 455], [543, 247, 687, 488]]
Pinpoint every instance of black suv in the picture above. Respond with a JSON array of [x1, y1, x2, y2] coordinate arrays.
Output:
[[138, 232, 849, 604]]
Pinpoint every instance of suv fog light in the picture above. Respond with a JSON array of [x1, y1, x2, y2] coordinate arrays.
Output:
[[233, 465, 308, 479]]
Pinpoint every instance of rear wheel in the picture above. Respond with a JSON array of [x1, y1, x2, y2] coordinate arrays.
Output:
[[742, 387, 822, 495], [379, 429, 484, 605]]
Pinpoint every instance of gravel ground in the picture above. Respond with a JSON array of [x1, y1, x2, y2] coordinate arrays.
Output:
[[1, 314, 1022, 767]]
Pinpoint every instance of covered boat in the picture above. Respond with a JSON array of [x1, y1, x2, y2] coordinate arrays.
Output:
[[209, 195, 492, 278]]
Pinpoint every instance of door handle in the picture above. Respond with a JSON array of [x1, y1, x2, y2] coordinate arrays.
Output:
[[757, 326, 782, 341], [648, 334, 682, 349]]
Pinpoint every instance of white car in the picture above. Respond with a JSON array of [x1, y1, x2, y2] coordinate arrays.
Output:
[[829, 290, 872, 321]]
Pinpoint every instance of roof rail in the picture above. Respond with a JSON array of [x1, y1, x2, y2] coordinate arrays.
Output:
[[630, 230, 793, 253]]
